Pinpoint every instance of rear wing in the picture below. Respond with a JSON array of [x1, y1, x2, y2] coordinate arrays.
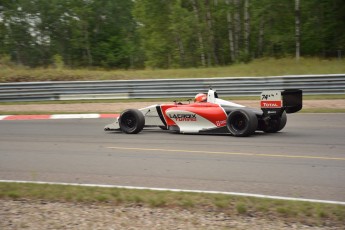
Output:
[[261, 89, 302, 114]]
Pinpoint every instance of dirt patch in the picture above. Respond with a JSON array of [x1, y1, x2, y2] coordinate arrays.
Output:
[[0, 199, 338, 230]]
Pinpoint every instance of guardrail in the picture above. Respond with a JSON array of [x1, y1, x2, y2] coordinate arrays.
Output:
[[0, 74, 344, 102]]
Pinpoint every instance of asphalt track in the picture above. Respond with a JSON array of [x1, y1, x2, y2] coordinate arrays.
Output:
[[0, 114, 344, 202]]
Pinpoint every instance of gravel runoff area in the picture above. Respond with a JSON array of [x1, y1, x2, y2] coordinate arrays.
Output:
[[0, 99, 345, 113], [0, 199, 340, 230]]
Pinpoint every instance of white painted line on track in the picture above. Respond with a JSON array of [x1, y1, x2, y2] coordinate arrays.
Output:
[[50, 114, 101, 119], [107, 146, 345, 161], [1, 180, 344, 206], [0, 114, 118, 120]]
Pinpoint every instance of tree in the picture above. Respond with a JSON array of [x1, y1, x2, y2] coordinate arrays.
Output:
[[0, 0, 139, 68], [295, 0, 300, 61], [0, 0, 344, 69], [205, 0, 219, 65], [300, 0, 345, 57], [133, 0, 175, 68], [225, 0, 235, 62], [190, 0, 206, 67], [244, 0, 250, 56]]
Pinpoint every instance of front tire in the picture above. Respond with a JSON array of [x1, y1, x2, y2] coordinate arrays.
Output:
[[119, 109, 145, 134], [227, 109, 258, 137]]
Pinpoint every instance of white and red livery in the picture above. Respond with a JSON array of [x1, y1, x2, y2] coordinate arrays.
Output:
[[104, 89, 302, 137]]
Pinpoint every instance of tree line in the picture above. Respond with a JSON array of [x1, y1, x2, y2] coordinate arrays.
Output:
[[0, 0, 344, 69]]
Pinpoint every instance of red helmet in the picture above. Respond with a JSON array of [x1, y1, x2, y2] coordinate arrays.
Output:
[[194, 93, 207, 102]]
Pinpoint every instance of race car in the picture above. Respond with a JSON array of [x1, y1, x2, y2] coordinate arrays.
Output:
[[104, 88, 302, 137]]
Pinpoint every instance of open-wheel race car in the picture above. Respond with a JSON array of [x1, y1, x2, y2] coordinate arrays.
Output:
[[104, 89, 302, 137]]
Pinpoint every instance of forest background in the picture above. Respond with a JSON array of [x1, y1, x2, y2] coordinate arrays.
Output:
[[0, 0, 344, 70]]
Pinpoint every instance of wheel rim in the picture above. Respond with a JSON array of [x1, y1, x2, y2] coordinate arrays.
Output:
[[231, 113, 247, 132], [122, 114, 137, 129]]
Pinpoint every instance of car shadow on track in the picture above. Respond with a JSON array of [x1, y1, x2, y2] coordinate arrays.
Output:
[[104, 127, 295, 138]]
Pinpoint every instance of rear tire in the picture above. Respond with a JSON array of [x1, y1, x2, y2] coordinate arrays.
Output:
[[264, 111, 287, 133], [119, 109, 145, 134], [227, 109, 258, 137]]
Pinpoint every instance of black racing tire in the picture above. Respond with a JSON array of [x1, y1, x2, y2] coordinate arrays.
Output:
[[119, 109, 145, 134], [227, 109, 258, 137], [278, 111, 287, 131], [264, 111, 287, 133]]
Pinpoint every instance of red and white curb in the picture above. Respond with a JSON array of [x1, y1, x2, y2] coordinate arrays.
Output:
[[0, 180, 344, 205], [0, 114, 119, 120]]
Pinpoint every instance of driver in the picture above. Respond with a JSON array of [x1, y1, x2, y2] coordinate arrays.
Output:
[[194, 93, 207, 103]]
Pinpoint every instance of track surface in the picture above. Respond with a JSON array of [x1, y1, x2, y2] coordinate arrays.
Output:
[[0, 114, 344, 201]]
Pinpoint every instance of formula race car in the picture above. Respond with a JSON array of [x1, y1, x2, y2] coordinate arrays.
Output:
[[104, 89, 302, 137]]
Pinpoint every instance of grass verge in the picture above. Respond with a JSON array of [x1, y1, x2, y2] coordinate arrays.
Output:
[[0, 182, 344, 227], [1, 58, 344, 83]]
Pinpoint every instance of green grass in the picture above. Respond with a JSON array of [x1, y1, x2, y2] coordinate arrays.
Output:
[[0, 182, 344, 227], [1, 57, 344, 83]]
